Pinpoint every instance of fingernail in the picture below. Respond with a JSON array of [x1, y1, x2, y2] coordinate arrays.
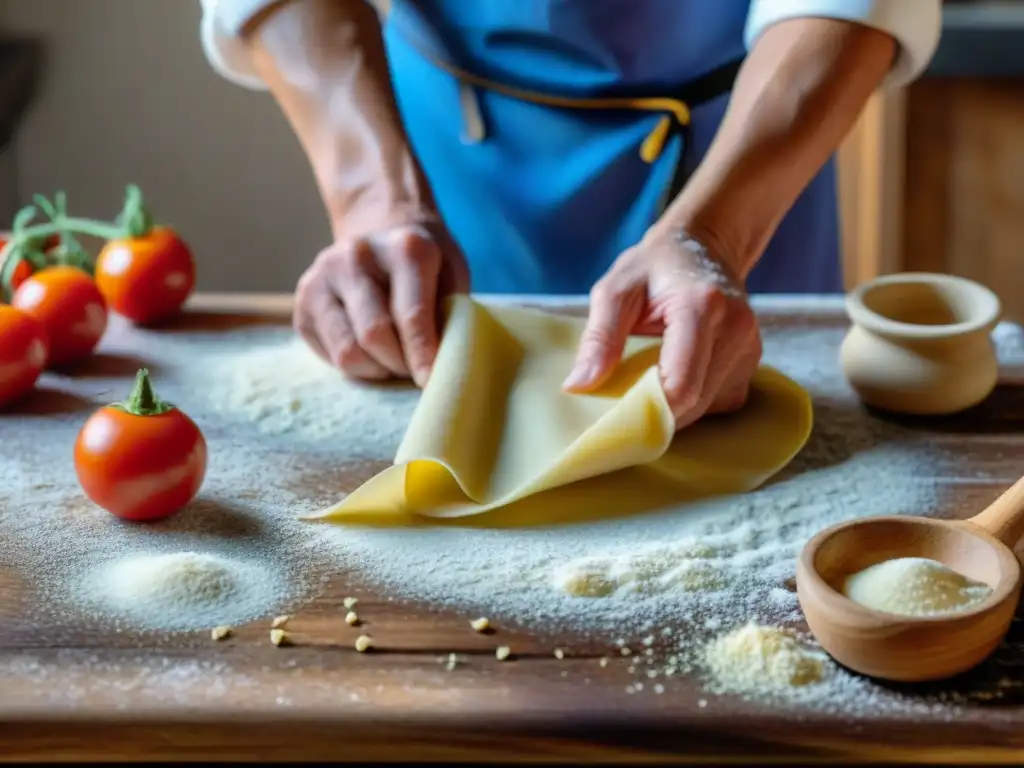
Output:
[[562, 364, 597, 391], [413, 365, 431, 389]]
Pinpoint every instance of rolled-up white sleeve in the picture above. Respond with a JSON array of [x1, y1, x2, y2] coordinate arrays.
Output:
[[745, 0, 942, 89], [200, 0, 276, 90]]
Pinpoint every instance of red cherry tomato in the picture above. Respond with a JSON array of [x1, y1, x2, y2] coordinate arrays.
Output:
[[0, 234, 59, 296], [0, 305, 48, 408], [95, 227, 195, 325], [74, 368, 207, 521], [0, 232, 61, 252], [11, 266, 107, 367], [8, 259, 32, 294]]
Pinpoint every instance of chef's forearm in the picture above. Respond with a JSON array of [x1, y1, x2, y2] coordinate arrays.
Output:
[[244, 0, 433, 240], [649, 17, 896, 279]]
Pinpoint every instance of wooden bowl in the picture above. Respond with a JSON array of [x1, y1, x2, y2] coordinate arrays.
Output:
[[797, 515, 1022, 682]]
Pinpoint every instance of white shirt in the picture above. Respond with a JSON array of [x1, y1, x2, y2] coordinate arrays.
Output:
[[200, 0, 941, 92]]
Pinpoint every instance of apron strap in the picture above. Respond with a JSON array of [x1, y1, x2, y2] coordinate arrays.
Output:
[[658, 57, 744, 213], [379, 1, 744, 213]]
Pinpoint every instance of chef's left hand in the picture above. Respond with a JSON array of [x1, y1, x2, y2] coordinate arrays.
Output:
[[562, 231, 762, 430]]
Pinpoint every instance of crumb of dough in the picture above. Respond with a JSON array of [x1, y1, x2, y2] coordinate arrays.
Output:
[[211, 625, 232, 641], [270, 628, 291, 647], [495, 646, 512, 661], [270, 615, 290, 629]]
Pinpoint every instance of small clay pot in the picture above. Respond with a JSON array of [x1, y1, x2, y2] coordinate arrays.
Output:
[[840, 272, 1001, 415]]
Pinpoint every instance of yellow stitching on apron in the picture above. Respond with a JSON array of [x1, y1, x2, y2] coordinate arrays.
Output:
[[412, 46, 690, 162]]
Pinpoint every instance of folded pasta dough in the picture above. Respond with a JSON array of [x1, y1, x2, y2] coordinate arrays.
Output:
[[309, 295, 813, 526]]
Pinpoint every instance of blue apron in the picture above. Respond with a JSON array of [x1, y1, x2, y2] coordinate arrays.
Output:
[[380, 0, 843, 295]]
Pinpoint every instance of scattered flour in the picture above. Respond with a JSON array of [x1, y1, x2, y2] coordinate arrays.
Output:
[[703, 622, 827, 695], [0, 331, 337, 633], [198, 331, 416, 452], [299, 321, 947, 645], [76, 551, 289, 631], [843, 557, 993, 617], [554, 540, 727, 597], [2, 308, 1021, 716]]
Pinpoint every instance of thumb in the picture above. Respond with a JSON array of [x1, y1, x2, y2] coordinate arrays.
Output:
[[563, 281, 642, 392]]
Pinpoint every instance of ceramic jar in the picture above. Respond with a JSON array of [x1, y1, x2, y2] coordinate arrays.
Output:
[[840, 272, 1001, 415]]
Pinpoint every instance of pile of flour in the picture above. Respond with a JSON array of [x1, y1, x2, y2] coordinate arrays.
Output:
[[2, 309, 1019, 715], [703, 622, 827, 693], [75, 551, 290, 631], [844, 557, 993, 617]]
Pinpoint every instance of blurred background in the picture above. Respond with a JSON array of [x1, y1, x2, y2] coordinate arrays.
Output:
[[0, 0, 326, 294], [0, 0, 1019, 316]]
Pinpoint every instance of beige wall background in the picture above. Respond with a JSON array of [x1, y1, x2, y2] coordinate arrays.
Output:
[[0, 0, 328, 292]]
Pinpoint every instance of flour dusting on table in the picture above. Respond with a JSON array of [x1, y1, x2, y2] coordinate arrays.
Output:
[[201, 331, 416, 452], [185, 318, 949, 713], [1, 311, 1020, 716]]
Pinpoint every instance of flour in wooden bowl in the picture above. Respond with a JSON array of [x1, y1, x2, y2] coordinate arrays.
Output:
[[844, 557, 993, 617]]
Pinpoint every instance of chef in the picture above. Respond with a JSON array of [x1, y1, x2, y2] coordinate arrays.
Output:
[[200, 0, 940, 429]]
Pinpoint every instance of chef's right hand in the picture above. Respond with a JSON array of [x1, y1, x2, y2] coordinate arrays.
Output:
[[293, 221, 470, 388]]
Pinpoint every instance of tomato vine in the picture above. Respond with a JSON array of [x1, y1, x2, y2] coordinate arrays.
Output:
[[0, 183, 157, 300]]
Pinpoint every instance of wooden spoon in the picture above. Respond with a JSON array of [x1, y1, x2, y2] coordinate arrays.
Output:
[[796, 475, 1024, 682]]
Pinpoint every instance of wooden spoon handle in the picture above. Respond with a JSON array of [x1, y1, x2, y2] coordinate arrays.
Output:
[[967, 474, 1024, 546]]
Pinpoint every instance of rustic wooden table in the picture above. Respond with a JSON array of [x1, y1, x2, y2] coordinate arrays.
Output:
[[2, 293, 1024, 763]]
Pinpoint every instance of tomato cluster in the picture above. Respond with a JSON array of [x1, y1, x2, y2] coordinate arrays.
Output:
[[0, 184, 196, 410], [1, 185, 206, 522]]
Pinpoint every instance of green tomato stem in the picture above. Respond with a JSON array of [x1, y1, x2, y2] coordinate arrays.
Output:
[[17, 216, 126, 243], [114, 368, 176, 417]]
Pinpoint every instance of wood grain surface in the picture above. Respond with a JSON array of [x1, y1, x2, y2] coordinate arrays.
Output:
[[3, 294, 1024, 763]]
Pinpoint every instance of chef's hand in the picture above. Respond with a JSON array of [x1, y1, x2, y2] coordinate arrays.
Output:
[[293, 221, 470, 388], [563, 232, 761, 430]]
